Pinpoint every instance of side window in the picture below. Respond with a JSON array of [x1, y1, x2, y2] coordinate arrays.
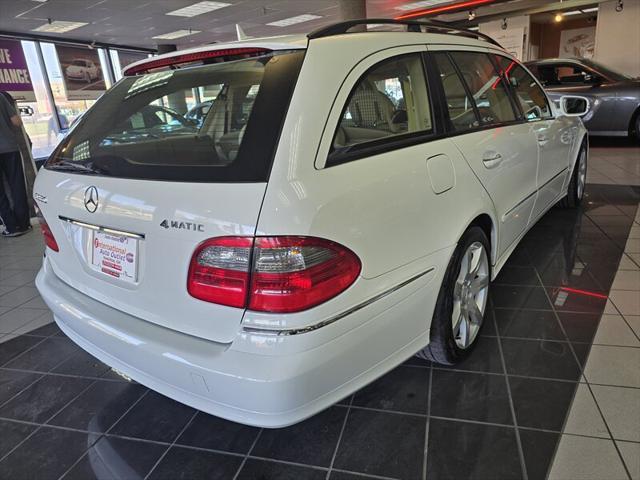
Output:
[[496, 56, 552, 120], [332, 53, 432, 151], [556, 64, 591, 85], [449, 52, 518, 125], [433, 53, 479, 132]]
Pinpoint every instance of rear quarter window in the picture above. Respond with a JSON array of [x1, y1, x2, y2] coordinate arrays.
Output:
[[45, 50, 305, 182]]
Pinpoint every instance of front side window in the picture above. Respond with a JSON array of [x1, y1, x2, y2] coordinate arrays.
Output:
[[495, 56, 552, 121], [449, 52, 518, 126], [537, 64, 597, 86], [332, 53, 432, 152], [45, 51, 304, 182]]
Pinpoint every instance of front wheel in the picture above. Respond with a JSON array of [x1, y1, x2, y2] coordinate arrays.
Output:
[[560, 144, 587, 208], [416, 226, 491, 365]]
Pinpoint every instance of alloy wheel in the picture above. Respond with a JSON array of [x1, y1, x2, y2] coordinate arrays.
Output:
[[452, 242, 489, 349]]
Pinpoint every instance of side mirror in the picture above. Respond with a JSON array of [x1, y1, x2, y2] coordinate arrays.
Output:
[[559, 95, 590, 116]]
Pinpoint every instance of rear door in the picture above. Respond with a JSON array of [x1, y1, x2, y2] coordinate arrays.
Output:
[[428, 48, 539, 259], [34, 50, 304, 343]]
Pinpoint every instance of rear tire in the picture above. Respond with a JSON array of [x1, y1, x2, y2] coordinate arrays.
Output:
[[560, 143, 587, 208], [416, 226, 490, 365]]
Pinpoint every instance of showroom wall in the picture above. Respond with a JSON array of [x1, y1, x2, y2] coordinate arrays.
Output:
[[595, 0, 640, 76], [530, 17, 596, 59], [479, 15, 531, 60]]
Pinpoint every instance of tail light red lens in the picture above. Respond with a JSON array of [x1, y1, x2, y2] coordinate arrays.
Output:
[[187, 236, 361, 313], [39, 217, 59, 252]]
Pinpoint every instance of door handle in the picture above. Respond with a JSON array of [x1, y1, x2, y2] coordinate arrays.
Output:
[[482, 152, 503, 169]]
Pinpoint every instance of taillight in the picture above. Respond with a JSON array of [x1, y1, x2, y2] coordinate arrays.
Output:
[[38, 216, 59, 252], [187, 236, 361, 313]]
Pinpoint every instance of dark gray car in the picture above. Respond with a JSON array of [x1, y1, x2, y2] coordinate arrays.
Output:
[[525, 58, 640, 139]]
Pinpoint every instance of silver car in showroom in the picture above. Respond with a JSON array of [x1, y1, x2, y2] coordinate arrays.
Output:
[[526, 57, 640, 139]]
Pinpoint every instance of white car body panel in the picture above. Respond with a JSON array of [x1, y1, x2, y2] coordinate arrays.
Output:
[[34, 30, 587, 427]]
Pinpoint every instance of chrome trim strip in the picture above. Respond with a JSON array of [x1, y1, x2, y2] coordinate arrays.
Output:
[[502, 167, 568, 221], [58, 216, 145, 240], [241, 267, 436, 336]]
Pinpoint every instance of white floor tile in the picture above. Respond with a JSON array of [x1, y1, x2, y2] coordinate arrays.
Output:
[[0, 307, 50, 334], [611, 270, 640, 291], [609, 290, 640, 316], [625, 315, 640, 338], [625, 238, 640, 254], [548, 435, 628, 480], [591, 385, 640, 442], [619, 254, 640, 271], [562, 384, 610, 438], [593, 314, 640, 347], [584, 345, 640, 388], [616, 441, 640, 480]]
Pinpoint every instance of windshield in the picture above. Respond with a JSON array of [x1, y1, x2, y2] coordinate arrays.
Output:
[[72, 60, 86, 67], [581, 59, 633, 81], [46, 50, 304, 182]]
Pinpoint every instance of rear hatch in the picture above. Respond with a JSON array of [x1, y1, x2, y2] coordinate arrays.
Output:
[[34, 48, 305, 343]]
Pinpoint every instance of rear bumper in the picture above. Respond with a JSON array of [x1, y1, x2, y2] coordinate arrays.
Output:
[[36, 257, 437, 428]]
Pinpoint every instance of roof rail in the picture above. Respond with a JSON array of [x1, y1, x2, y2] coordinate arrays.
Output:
[[307, 18, 501, 48]]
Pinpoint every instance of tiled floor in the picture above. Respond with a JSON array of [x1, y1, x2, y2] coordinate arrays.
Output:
[[0, 140, 639, 479]]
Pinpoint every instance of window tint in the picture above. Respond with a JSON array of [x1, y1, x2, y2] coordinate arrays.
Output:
[[333, 53, 432, 151], [449, 52, 517, 125], [45, 51, 304, 182], [433, 53, 479, 131], [536, 64, 596, 86], [495, 56, 552, 120]]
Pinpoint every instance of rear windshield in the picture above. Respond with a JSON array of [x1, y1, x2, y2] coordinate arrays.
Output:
[[45, 50, 305, 182]]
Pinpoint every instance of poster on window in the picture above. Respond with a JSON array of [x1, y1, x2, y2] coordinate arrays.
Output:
[[0, 39, 35, 102], [559, 27, 595, 59], [56, 45, 106, 100]]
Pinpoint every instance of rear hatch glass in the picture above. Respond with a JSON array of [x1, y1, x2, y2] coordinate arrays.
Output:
[[45, 50, 305, 182]]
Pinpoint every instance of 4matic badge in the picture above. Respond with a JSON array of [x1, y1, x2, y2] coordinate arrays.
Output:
[[160, 219, 204, 232]]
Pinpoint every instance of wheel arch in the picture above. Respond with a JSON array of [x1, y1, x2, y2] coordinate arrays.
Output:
[[629, 105, 640, 137], [467, 213, 497, 267]]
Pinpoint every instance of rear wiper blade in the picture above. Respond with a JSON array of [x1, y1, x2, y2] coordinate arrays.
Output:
[[47, 160, 103, 175]]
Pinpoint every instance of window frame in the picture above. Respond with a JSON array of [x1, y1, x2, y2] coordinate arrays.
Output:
[[326, 52, 440, 167]]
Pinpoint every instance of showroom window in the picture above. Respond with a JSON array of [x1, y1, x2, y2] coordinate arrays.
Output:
[[433, 53, 479, 132], [332, 53, 433, 151], [449, 52, 518, 126], [494, 56, 552, 121]]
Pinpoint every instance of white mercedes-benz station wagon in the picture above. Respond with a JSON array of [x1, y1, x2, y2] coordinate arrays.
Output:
[[34, 19, 588, 427]]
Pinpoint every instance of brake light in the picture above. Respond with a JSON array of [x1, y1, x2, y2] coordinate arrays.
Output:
[[39, 217, 59, 252], [187, 236, 361, 313]]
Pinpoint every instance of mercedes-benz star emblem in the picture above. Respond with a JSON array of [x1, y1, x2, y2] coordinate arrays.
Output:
[[84, 186, 99, 213]]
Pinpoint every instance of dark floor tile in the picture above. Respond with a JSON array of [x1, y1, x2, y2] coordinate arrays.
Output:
[[0, 426, 96, 480], [509, 377, 577, 431], [519, 429, 560, 480], [237, 459, 326, 480], [537, 264, 603, 291], [0, 335, 43, 367], [501, 338, 581, 381], [0, 375, 93, 423], [48, 380, 146, 433], [27, 322, 62, 337], [491, 285, 552, 310], [0, 419, 36, 458], [557, 312, 601, 343], [177, 411, 260, 454], [333, 409, 424, 479], [147, 446, 241, 480], [571, 342, 592, 368], [441, 335, 503, 374], [52, 349, 112, 378], [352, 365, 429, 414], [4, 336, 79, 372], [61, 436, 167, 480], [109, 391, 194, 443], [494, 309, 564, 340], [431, 370, 511, 425], [504, 246, 532, 266], [329, 472, 377, 480], [426, 418, 522, 480], [495, 266, 541, 286], [546, 287, 608, 314], [0, 369, 42, 405], [252, 406, 346, 468]]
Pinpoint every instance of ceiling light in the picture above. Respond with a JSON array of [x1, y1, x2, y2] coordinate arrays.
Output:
[[266, 14, 322, 27], [582, 7, 599, 12], [563, 10, 582, 15], [33, 21, 88, 33], [152, 29, 201, 40], [395, 1, 450, 11], [554, 13, 563, 22], [468, 26, 479, 31], [166, 1, 230, 17]]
